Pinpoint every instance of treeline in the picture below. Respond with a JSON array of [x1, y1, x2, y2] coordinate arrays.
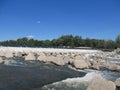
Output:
[[0, 35, 120, 49]]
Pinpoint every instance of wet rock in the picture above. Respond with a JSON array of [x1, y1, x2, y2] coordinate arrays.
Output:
[[87, 74, 116, 90]]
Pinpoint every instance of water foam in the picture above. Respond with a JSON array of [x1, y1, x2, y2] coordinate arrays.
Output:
[[42, 72, 97, 90]]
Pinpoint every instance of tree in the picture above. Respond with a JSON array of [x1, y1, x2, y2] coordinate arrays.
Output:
[[17, 37, 28, 46], [85, 38, 93, 47], [0, 35, 117, 49], [73, 36, 82, 47], [116, 35, 120, 48], [58, 35, 74, 47]]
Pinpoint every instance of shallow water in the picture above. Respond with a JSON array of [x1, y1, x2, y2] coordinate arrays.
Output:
[[40, 68, 120, 90], [1, 57, 120, 90], [98, 68, 120, 81], [41, 72, 95, 90], [0, 61, 86, 90]]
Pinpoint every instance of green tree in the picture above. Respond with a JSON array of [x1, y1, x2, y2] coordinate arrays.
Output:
[[73, 36, 82, 47], [85, 38, 93, 47], [116, 34, 120, 48], [17, 37, 28, 46]]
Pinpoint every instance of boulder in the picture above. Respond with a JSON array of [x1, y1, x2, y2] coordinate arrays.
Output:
[[63, 56, 73, 64], [0, 51, 5, 57], [115, 78, 120, 87], [115, 48, 120, 54], [91, 64, 100, 70], [25, 53, 36, 61], [37, 53, 47, 62], [37, 52, 66, 65], [87, 74, 116, 90], [47, 56, 66, 66], [85, 59, 91, 67], [72, 56, 88, 69], [14, 52, 23, 57], [5, 51, 14, 58], [104, 62, 120, 71], [90, 61, 100, 70], [116, 66, 120, 72]]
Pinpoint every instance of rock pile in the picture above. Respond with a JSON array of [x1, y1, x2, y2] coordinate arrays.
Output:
[[114, 48, 120, 54], [0, 47, 120, 72]]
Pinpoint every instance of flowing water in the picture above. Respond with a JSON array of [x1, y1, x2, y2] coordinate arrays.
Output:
[[0, 59, 86, 90], [0, 58, 120, 90]]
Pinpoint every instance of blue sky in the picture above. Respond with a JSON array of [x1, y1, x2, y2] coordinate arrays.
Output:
[[0, 0, 120, 41]]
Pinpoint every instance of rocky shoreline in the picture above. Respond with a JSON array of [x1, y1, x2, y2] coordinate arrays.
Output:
[[0, 47, 120, 90]]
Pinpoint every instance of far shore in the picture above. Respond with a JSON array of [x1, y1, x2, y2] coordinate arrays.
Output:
[[0, 46, 101, 53]]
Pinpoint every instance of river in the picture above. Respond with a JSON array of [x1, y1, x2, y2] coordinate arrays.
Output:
[[0, 58, 120, 90]]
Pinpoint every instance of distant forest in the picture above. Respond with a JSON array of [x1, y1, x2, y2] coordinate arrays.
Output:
[[0, 35, 120, 49]]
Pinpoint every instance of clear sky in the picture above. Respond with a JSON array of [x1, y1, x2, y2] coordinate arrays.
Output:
[[0, 0, 120, 41]]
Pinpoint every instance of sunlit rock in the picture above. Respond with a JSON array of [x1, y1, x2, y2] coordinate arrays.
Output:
[[115, 78, 120, 87], [87, 74, 116, 90], [5, 51, 14, 58], [72, 56, 88, 69], [25, 53, 36, 61]]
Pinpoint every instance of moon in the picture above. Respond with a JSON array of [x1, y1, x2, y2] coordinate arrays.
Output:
[[37, 21, 40, 24]]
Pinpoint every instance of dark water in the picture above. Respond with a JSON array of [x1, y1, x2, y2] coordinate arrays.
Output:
[[1, 57, 120, 90], [0, 61, 86, 90], [99, 68, 120, 81]]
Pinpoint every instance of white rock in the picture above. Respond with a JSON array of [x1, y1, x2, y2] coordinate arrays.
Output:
[[72, 56, 88, 69], [0, 51, 5, 57], [115, 78, 120, 87], [14, 52, 22, 57], [37, 52, 47, 62], [47, 56, 66, 66], [87, 74, 116, 90], [5, 51, 14, 58], [25, 53, 36, 61]]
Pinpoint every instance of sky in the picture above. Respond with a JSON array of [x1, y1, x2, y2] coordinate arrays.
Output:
[[0, 0, 120, 41]]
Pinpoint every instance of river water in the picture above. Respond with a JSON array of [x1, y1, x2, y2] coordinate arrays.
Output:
[[0, 58, 120, 90]]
